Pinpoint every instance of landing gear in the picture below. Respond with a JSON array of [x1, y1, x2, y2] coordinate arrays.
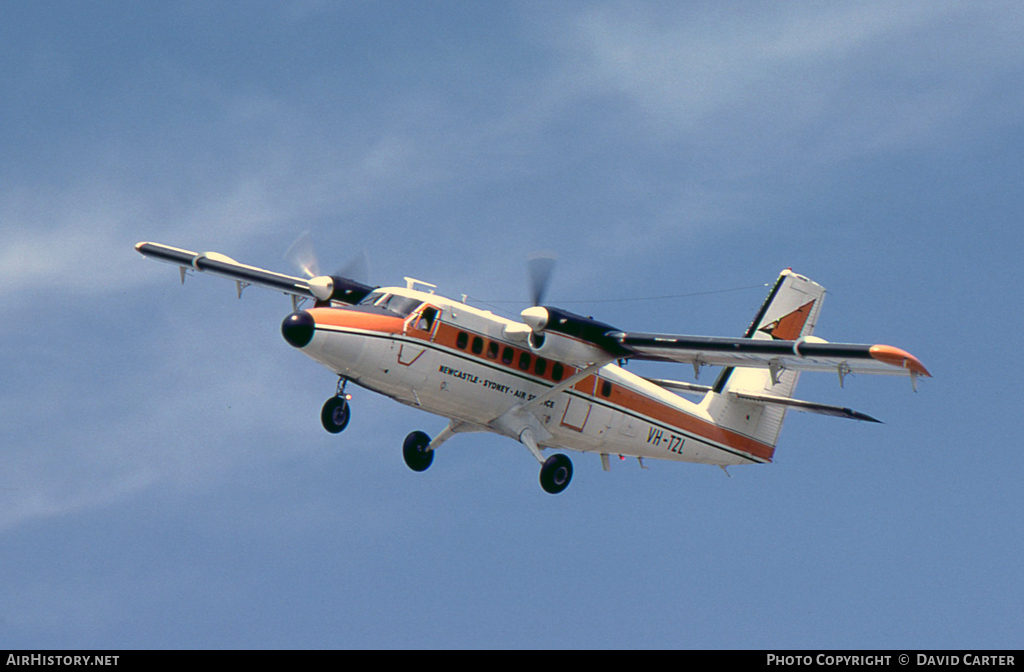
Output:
[[321, 396, 350, 433], [321, 377, 352, 434], [516, 428, 573, 494], [403, 430, 434, 472], [539, 453, 573, 494]]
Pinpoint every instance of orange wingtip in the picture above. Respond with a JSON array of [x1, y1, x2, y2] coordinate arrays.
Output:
[[869, 345, 932, 377]]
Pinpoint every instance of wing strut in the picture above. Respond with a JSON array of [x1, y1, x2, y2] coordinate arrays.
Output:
[[522, 358, 615, 412]]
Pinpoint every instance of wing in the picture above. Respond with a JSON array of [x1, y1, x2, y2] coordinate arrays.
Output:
[[518, 268, 929, 386], [612, 268, 930, 385], [135, 242, 375, 305], [610, 268, 933, 383], [613, 331, 931, 379], [137, 242, 313, 296]]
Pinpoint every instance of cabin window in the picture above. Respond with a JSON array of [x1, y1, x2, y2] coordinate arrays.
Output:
[[518, 352, 531, 371], [486, 341, 498, 359], [601, 380, 612, 397], [456, 332, 468, 350], [502, 346, 514, 365], [551, 362, 564, 382], [471, 336, 484, 355], [534, 357, 547, 377]]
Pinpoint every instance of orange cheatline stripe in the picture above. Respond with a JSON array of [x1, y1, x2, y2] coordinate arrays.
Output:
[[604, 380, 775, 461], [869, 345, 931, 377], [307, 307, 405, 334], [432, 322, 580, 386]]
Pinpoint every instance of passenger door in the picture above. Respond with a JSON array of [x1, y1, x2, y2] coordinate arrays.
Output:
[[399, 304, 439, 365]]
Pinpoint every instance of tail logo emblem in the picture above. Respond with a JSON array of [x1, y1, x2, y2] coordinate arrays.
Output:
[[759, 301, 815, 340]]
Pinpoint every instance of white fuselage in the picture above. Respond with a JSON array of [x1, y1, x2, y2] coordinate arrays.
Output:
[[294, 287, 773, 467]]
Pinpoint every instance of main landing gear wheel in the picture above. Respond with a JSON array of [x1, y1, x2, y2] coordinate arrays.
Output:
[[321, 396, 351, 434], [403, 430, 434, 472], [540, 453, 573, 494]]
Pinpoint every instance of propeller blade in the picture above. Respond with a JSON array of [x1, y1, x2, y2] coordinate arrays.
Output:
[[528, 251, 557, 307], [284, 231, 321, 279], [334, 250, 370, 285]]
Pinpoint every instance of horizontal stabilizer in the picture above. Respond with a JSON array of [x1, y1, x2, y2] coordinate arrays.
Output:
[[729, 391, 881, 423]]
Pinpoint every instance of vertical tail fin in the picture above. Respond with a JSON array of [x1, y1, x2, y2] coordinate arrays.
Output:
[[701, 269, 826, 451]]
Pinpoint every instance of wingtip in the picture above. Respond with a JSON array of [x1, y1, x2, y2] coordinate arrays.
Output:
[[869, 344, 932, 378]]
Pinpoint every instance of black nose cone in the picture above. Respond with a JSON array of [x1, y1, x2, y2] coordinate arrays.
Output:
[[282, 311, 315, 348]]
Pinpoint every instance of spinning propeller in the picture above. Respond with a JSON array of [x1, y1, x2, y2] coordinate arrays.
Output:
[[527, 251, 556, 307], [522, 252, 557, 338], [519, 251, 626, 355], [284, 231, 375, 304]]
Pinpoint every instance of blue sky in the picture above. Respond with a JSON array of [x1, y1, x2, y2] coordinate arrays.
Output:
[[2, 1, 1022, 649]]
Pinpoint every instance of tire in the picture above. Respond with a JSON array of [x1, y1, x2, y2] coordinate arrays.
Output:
[[403, 430, 434, 472], [539, 453, 573, 494], [321, 397, 351, 434]]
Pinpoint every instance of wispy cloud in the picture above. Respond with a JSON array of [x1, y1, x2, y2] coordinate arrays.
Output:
[[0, 300, 325, 531], [5, 2, 1021, 302], [554, 1, 1024, 162]]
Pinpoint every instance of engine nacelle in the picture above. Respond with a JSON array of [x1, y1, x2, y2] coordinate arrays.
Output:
[[519, 306, 627, 366], [527, 330, 616, 368], [308, 275, 376, 305], [192, 251, 238, 270]]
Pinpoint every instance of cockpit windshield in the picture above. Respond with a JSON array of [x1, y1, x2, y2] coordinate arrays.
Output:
[[359, 291, 385, 306], [381, 295, 422, 317], [357, 291, 422, 317]]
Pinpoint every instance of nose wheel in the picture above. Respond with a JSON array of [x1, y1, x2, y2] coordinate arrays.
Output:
[[321, 377, 352, 434]]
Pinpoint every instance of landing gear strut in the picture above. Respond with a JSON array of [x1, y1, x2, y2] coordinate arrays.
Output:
[[518, 428, 573, 494], [321, 377, 351, 434], [403, 430, 434, 472]]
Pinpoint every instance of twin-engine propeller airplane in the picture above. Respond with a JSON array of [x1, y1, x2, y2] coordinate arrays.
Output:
[[136, 241, 930, 494]]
